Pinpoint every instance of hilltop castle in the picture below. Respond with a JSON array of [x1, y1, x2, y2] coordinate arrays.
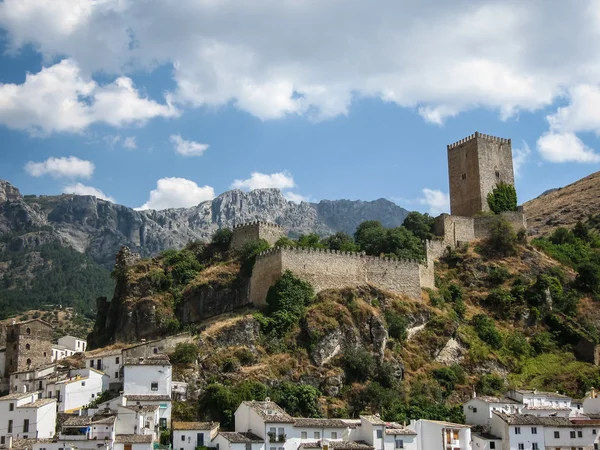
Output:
[[232, 132, 527, 304]]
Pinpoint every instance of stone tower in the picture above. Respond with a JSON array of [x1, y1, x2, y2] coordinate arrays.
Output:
[[447, 132, 514, 217], [5, 319, 53, 376], [230, 221, 285, 250]]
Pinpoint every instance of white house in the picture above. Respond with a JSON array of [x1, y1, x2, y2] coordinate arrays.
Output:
[[471, 432, 502, 450], [234, 400, 296, 445], [114, 434, 155, 450], [116, 403, 160, 438], [172, 381, 188, 401], [58, 335, 87, 353], [213, 432, 265, 450], [172, 421, 219, 450], [0, 392, 57, 445], [584, 389, 600, 415], [45, 368, 107, 413], [463, 395, 522, 427], [123, 355, 173, 428], [9, 364, 57, 394], [410, 419, 471, 450], [506, 389, 572, 410], [356, 415, 418, 450], [292, 418, 354, 443], [51, 344, 76, 362], [85, 348, 123, 386]]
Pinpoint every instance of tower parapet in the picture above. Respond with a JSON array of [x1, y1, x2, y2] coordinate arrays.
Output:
[[230, 220, 286, 250]]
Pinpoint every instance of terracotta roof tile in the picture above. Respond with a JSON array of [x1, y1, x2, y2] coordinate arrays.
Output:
[[173, 421, 218, 430]]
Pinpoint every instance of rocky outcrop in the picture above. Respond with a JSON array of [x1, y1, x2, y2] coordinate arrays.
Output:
[[311, 329, 344, 366], [435, 338, 467, 364]]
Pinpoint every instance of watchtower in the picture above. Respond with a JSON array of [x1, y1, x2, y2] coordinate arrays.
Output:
[[230, 221, 285, 250], [447, 132, 514, 217], [5, 319, 53, 376]]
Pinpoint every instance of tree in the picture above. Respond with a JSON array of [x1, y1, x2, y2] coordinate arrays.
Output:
[[384, 227, 425, 260], [343, 346, 375, 383], [323, 232, 359, 252], [354, 221, 386, 255], [211, 228, 233, 251], [240, 239, 270, 274], [269, 383, 322, 417], [297, 233, 325, 249], [471, 314, 503, 349], [171, 343, 200, 364], [487, 182, 518, 214], [576, 262, 600, 293], [486, 216, 518, 256], [403, 212, 435, 241]]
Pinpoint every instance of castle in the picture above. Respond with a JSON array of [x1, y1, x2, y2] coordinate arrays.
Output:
[[235, 132, 527, 305]]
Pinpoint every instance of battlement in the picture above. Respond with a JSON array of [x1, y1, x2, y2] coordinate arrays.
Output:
[[447, 131, 511, 150], [256, 246, 422, 266], [233, 220, 284, 230]]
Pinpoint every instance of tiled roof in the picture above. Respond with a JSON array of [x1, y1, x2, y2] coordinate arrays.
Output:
[[524, 406, 572, 411], [294, 418, 350, 428], [126, 394, 171, 401], [299, 441, 373, 450], [384, 423, 417, 435], [476, 396, 520, 404], [63, 414, 116, 426], [85, 348, 123, 357], [419, 420, 470, 428], [360, 415, 386, 425], [0, 392, 36, 401], [514, 390, 571, 399], [115, 434, 154, 443], [17, 399, 56, 408], [173, 421, 218, 430], [242, 401, 295, 423], [122, 404, 160, 414], [124, 355, 171, 365], [219, 432, 264, 443], [9, 438, 56, 450], [472, 432, 502, 440], [493, 412, 596, 427]]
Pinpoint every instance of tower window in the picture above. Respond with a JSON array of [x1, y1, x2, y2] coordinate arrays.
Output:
[[461, 173, 467, 180], [26, 358, 31, 365], [495, 171, 500, 178], [26, 328, 31, 335], [26, 344, 31, 350]]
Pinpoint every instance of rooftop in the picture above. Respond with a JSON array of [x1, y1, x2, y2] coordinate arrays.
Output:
[[124, 355, 171, 365], [418, 420, 470, 428], [173, 421, 219, 430], [219, 432, 264, 443], [299, 441, 373, 450], [242, 400, 295, 423], [493, 412, 594, 427], [122, 404, 160, 414], [512, 389, 572, 399], [384, 423, 417, 436], [472, 432, 502, 441], [85, 348, 123, 358], [126, 394, 171, 401], [475, 395, 520, 404], [294, 418, 351, 428], [523, 406, 572, 411], [0, 392, 36, 401], [360, 415, 386, 425], [8, 438, 56, 450], [17, 398, 56, 408], [115, 434, 154, 444], [63, 415, 116, 427]]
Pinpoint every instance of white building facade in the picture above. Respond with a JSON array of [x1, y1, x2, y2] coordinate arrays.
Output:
[[0, 392, 57, 445]]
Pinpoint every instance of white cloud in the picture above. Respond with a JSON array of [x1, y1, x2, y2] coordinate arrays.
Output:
[[231, 171, 296, 191], [138, 177, 215, 210], [2, 0, 598, 126], [0, 59, 178, 134], [284, 191, 309, 204], [63, 182, 115, 203], [170, 134, 209, 156], [512, 140, 531, 177], [536, 132, 600, 163], [24, 156, 95, 179], [418, 189, 450, 216], [123, 136, 137, 149]]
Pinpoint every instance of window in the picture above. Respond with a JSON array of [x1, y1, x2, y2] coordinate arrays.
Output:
[[82, 381, 86, 386], [578, 430, 583, 437], [301, 432, 307, 439], [9, 403, 14, 411], [594, 444, 598, 450], [514, 427, 521, 435], [532, 444, 538, 450], [26, 358, 31, 365], [278, 427, 284, 440], [246, 444, 252, 450], [314, 432, 320, 439], [151, 382, 158, 391], [115, 372, 119, 379], [154, 347, 158, 354], [24, 419, 29, 432], [331, 432, 337, 439], [116, 357, 120, 364], [91, 394, 95, 398], [461, 173, 467, 180], [271, 447, 276, 450], [554, 431, 560, 438], [571, 431, 576, 438], [181, 436, 186, 442], [0, 437, 4, 445], [39, 381, 43, 390], [395, 440, 404, 449], [26, 344, 30, 350], [26, 327, 31, 334], [517, 444, 524, 450], [160, 418, 167, 428], [531, 427, 537, 434], [495, 171, 500, 178], [48, 391, 52, 398], [593, 429, 597, 434], [472, 407, 477, 413], [90, 360, 94, 368], [8, 420, 14, 432], [489, 443, 495, 450], [376, 430, 383, 439]]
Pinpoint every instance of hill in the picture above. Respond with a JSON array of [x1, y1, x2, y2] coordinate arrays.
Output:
[[0, 180, 409, 316], [524, 171, 600, 237]]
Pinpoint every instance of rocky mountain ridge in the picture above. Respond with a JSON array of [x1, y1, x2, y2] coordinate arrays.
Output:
[[0, 180, 409, 267]]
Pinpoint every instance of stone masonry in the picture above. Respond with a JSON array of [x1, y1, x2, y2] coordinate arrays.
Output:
[[230, 221, 285, 250], [5, 319, 53, 376], [447, 132, 514, 217]]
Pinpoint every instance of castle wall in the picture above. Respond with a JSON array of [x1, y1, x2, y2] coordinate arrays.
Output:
[[473, 212, 527, 239], [433, 214, 476, 246], [420, 239, 447, 289], [250, 248, 423, 306], [231, 222, 285, 250]]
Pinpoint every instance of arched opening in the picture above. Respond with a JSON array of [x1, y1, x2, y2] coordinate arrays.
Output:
[[26, 327, 31, 335], [26, 344, 31, 350], [26, 358, 31, 366]]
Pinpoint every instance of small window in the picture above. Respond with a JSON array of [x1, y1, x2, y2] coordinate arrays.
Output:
[[26, 358, 31, 365], [246, 445, 252, 450], [472, 407, 477, 413], [489, 443, 495, 450], [495, 171, 500, 178], [151, 382, 159, 391], [91, 394, 95, 398], [531, 444, 538, 450], [531, 427, 537, 434], [115, 372, 119, 379], [26, 327, 31, 335], [116, 357, 120, 364], [331, 432, 337, 439], [9, 403, 14, 411], [154, 347, 158, 354], [82, 381, 86, 386], [571, 431, 576, 438], [578, 430, 583, 438], [43, 352, 47, 357], [593, 429, 597, 435], [554, 431, 560, 438], [595, 444, 599, 450], [376, 430, 383, 439], [26, 344, 31, 350], [24, 419, 30, 432], [314, 432, 320, 439], [301, 432, 307, 439], [461, 173, 466, 180], [90, 360, 94, 368], [395, 440, 404, 449], [0, 437, 4, 445], [514, 427, 521, 435], [517, 444, 524, 450], [181, 436, 186, 442], [8, 420, 13, 433]]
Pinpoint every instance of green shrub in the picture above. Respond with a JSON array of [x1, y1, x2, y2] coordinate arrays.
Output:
[[476, 373, 505, 395], [485, 289, 517, 319], [234, 348, 255, 365], [147, 269, 172, 292], [531, 331, 557, 355], [505, 332, 532, 358], [211, 228, 233, 251], [323, 232, 359, 252], [433, 364, 466, 392], [471, 314, 503, 349], [269, 382, 323, 418], [171, 343, 200, 364], [486, 216, 518, 256], [576, 262, 600, 293], [240, 239, 271, 274], [402, 212, 435, 241], [486, 182, 518, 214], [222, 357, 240, 373], [343, 346, 375, 383], [487, 265, 511, 285], [384, 310, 408, 342]]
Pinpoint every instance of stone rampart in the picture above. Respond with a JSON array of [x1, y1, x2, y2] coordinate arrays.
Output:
[[230, 221, 285, 250], [433, 212, 526, 245], [250, 247, 424, 305], [473, 211, 527, 239]]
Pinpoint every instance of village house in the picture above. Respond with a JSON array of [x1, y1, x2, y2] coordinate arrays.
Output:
[[0, 392, 57, 445], [45, 368, 107, 413], [172, 421, 219, 450], [57, 335, 87, 353], [84, 348, 124, 389]]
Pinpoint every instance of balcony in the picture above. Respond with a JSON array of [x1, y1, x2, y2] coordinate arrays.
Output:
[[267, 433, 287, 443]]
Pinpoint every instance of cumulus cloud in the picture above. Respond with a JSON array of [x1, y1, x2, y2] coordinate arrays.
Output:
[[63, 182, 115, 202], [418, 189, 450, 216], [138, 177, 215, 210], [123, 136, 137, 149], [25, 156, 95, 179], [170, 134, 209, 156], [231, 171, 296, 191], [536, 132, 600, 163], [1, 0, 597, 126], [512, 141, 531, 177], [0, 59, 177, 134], [284, 191, 309, 204]]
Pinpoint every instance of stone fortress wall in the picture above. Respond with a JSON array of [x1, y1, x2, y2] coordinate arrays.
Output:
[[230, 221, 285, 250]]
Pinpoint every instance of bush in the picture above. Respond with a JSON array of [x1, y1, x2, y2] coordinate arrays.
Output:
[[240, 239, 271, 274], [505, 332, 531, 358], [323, 232, 359, 252], [487, 182, 518, 214], [576, 262, 600, 293], [402, 212, 435, 241], [531, 331, 557, 355], [472, 314, 503, 349], [433, 364, 466, 392], [171, 343, 200, 364], [486, 216, 518, 256], [487, 265, 511, 285], [343, 346, 375, 383], [211, 228, 233, 251], [384, 310, 408, 342], [269, 382, 323, 417], [222, 357, 240, 373], [485, 289, 516, 319], [476, 373, 505, 395]]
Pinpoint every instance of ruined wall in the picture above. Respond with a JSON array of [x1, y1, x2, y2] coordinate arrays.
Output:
[[473, 211, 527, 239], [5, 320, 53, 375], [250, 248, 423, 305], [447, 132, 513, 217], [122, 333, 194, 359], [433, 214, 476, 246], [230, 221, 285, 250], [420, 239, 447, 289]]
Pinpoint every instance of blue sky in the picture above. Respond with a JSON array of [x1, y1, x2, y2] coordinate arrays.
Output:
[[1, 1, 600, 214]]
